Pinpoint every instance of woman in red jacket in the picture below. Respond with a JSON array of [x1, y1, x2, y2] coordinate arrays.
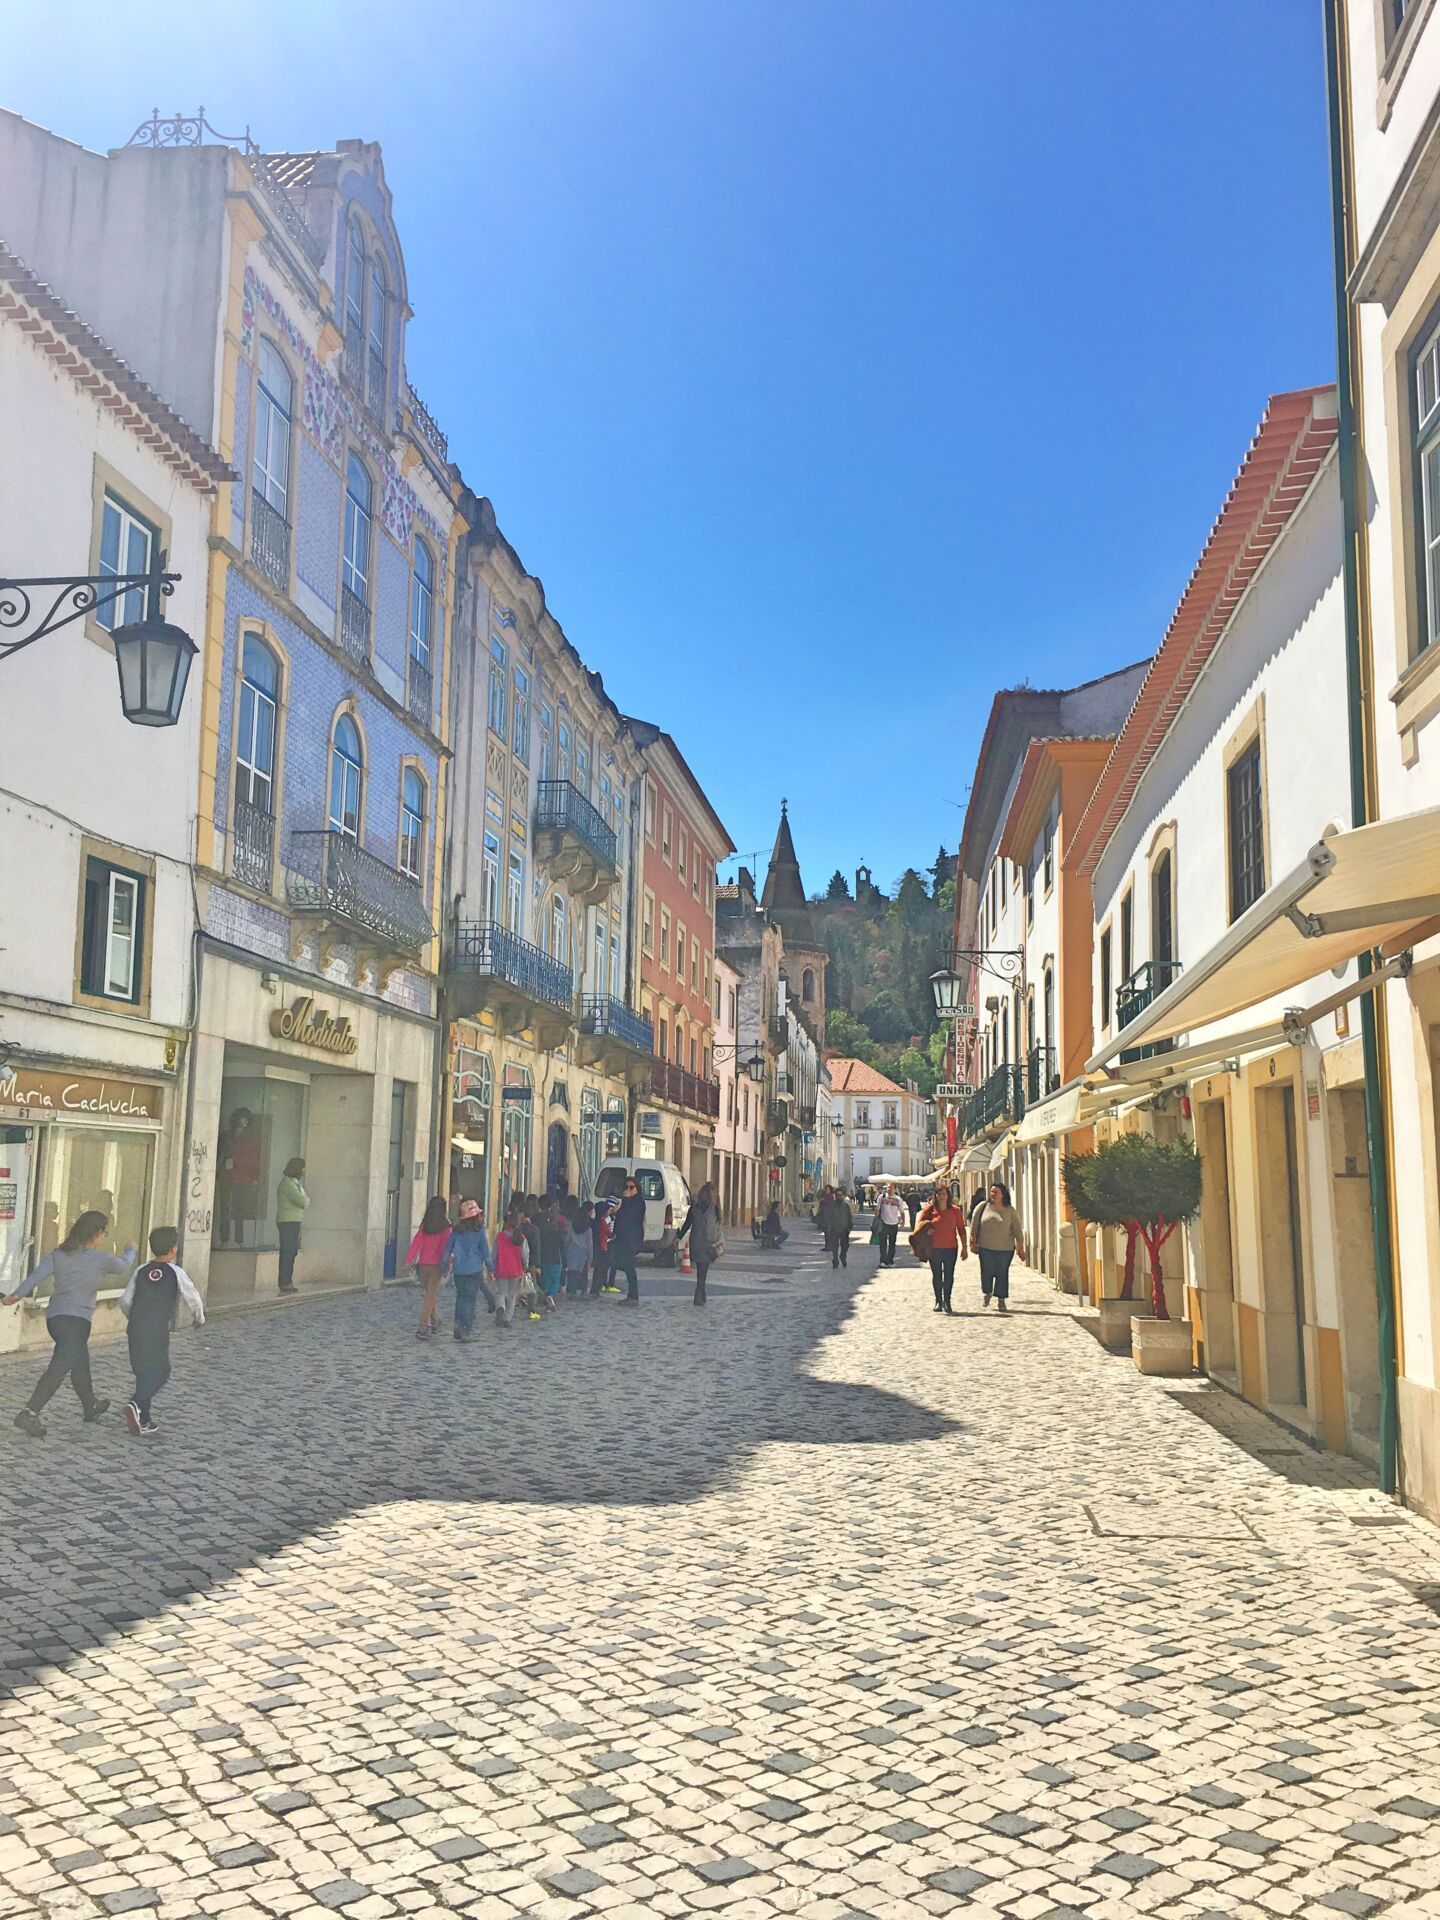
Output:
[[916, 1182, 969, 1315]]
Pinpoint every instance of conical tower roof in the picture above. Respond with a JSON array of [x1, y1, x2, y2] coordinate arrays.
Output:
[[761, 802, 818, 947]]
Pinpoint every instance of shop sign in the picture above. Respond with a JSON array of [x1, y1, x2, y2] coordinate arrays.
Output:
[[269, 995, 359, 1057], [502, 1085, 534, 1105], [638, 1112, 662, 1135], [603, 1100, 626, 1122], [0, 1064, 164, 1122]]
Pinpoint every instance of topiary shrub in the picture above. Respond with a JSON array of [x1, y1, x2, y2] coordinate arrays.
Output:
[[1064, 1147, 1138, 1301], [1082, 1134, 1202, 1319]]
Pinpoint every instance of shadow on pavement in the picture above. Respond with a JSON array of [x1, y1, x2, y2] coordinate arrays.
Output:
[[1162, 1381, 1376, 1491], [0, 1252, 958, 1682]]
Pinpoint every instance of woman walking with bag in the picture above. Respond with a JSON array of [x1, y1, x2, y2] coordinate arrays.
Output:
[[975, 1180, 1025, 1312], [914, 1182, 968, 1315], [679, 1182, 723, 1306]]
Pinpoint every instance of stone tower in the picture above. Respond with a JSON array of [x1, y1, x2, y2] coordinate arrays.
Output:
[[762, 802, 827, 1043]]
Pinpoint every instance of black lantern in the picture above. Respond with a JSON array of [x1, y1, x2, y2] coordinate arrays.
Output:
[[744, 1051, 767, 1083], [929, 966, 965, 1017], [112, 613, 198, 728]]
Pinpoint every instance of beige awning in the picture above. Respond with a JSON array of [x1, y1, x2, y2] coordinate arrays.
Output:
[[1088, 811, 1440, 1069], [1012, 1072, 1169, 1146]]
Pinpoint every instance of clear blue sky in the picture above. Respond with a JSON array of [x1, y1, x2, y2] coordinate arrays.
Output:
[[7, 1, 1335, 897]]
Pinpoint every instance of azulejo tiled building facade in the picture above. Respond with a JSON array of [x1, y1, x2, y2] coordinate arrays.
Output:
[[0, 106, 750, 1317]]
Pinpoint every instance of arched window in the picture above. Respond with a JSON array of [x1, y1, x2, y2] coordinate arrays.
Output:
[[343, 454, 371, 604], [253, 341, 292, 517], [399, 767, 425, 879], [1152, 851, 1175, 968], [329, 714, 363, 840], [409, 541, 433, 670], [345, 218, 366, 339], [235, 635, 279, 814], [802, 967, 816, 1002], [368, 258, 387, 406]]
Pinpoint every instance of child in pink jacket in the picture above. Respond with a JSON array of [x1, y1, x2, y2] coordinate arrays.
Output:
[[407, 1196, 451, 1340]]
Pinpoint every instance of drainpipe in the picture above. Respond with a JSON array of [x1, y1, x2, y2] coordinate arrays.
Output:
[[1324, 0, 1400, 1492]]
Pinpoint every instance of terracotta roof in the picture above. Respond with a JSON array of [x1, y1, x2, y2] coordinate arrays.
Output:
[[1067, 386, 1338, 879], [827, 1057, 909, 1096], [0, 244, 233, 491]]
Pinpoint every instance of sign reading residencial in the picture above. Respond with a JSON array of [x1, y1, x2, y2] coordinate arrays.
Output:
[[0, 1065, 164, 1121], [269, 995, 359, 1057]]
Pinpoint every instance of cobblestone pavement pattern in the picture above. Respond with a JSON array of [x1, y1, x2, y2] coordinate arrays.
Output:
[[5, 1233, 1440, 1920]]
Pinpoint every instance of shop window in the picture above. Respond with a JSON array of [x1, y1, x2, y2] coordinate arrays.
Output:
[[451, 1048, 492, 1211], [97, 490, 156, 631], [80, 855, 147, 1004], [213, 1074, 307, 1252], [37, 1124, 153, 1280], [499, 1066, 532, 1212]]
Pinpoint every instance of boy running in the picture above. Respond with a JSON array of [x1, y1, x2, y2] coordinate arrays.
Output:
[[118, 1227, 205, 1436]]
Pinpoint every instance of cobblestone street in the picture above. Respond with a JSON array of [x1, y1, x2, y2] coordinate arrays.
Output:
[[5, 1233, 1440, 1920]]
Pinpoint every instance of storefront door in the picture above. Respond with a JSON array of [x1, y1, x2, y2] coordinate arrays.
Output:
[[0, 1125, 36, 1291], [546, 1119, 569, 1196], [384, 1081, 411, 1278]]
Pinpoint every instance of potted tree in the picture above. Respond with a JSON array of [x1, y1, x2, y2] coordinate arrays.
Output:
[[1062, 1146, 1147, 1351], [1065, 1135, 1202, 1370]]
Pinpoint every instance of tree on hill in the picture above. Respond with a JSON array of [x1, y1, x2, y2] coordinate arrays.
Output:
[[825, 869, 851, 900]]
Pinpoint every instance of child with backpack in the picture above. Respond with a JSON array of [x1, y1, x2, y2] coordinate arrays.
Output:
[[491, 1209, 529, 1329], [118, 1227, 205, 1436]]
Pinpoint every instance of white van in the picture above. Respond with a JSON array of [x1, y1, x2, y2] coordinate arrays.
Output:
[[594, 1158, 692, 1262]]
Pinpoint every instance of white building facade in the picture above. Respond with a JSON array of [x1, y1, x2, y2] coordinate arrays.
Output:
[[830, 1059, 929, 1187]]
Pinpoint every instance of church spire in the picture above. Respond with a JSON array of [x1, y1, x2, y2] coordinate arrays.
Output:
[[761, 802, 817, 944]]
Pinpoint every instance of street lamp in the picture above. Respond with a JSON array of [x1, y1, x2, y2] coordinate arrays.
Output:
[[0, 554, 194, 727], [929, 966, 965, 1017], [715, 1041, 767, 1082]]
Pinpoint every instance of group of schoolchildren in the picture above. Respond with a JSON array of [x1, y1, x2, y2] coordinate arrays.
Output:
[[404, 1187, 638, 1340]]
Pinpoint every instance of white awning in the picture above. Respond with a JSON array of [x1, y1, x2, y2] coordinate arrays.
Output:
[[1012, 1071, 1176, 1146], [1088, 811, 1440, 1069]]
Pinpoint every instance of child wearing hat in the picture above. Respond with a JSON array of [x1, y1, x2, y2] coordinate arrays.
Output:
[[443, 1200, 494, 1342]]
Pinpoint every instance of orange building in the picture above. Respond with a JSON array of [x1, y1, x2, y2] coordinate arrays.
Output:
[[628, 723, 735, 1188]]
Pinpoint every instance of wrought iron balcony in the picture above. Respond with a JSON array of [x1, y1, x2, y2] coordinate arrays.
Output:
[[958, 1063, 1025, 1140], [287, 829, 432, 952], [649, 1060, 721, 1119], [580, 995, 653, 1054], [407, 654, 433, 725], [339, 584, 371, 666], [1116, 960, 1182, 1064], [250, 487, 290, 591], [535, 780, 617, 868], [451, 920, 573, 1014], [407, 381, 449, 461], [232, 794, 275, 892], [341, 326, 364, 393], [768, 1014, 789, 1046], [1026, 1044, 1059, 1104]]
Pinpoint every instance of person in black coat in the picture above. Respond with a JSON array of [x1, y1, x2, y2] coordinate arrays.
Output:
[[611, 1177, 647, 1305]]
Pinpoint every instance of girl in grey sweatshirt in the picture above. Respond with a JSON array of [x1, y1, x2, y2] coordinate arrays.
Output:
[[4, 1209, 135, 1437]]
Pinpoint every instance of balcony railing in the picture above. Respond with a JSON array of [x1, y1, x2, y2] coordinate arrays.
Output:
[[1026, 1044, 1059, 1104], [407, 654, 433, 725], [287, 830, 432, 952], [408, 381, 449, 461], [580, 995, 653, 1053], [339, 584, 371, 666], [1117, 960, 1182, 1064], [958, 1063, 1025, 1139], [650, 1060, 721, 1119], [232, 795, 275, 892], [250, 487, 290, 591], [342, 326, 364, 393], [534, 779, 618, 872], [368, 346, 386, 415], [452, 920, 573, 1012]]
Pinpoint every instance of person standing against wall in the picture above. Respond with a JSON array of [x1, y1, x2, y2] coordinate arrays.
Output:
[[974, 1180, 1025, 1313], [275, 1158, 309, 1296]]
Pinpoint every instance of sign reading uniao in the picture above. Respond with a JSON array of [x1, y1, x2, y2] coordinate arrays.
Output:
[[270, 995, 359, 1057]]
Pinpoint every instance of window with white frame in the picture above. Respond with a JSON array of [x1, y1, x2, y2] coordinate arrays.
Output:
[[343, 455, 372, 604], [482, 827, 501, 921], [512, 664, 531, 761], [399, 767, 426, 879], [539, 701, 554, 784], [328, 715, 363, 839], [507, 840, 525, 933], [97, 491, 156, 631], [551, 893, 568, 962], [235, 633, 279, 814], [575, 734, 590, 796], [489, 636, 508, 736], [660, 907, 671, 968], [642, 889, 654, 953], [594, 910, 607, 994], [409, 541, 433, 672], [558, 717, 572, 782], [81, 856, 146, 1003], [367, 257, 387, 404], [346, 219, 365, 339], [252, 341, 292, 517]]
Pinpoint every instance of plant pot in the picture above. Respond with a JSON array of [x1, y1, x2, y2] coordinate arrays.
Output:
[[1131, 1315, 1194, 1376], [1098, 1297, 1151, 1351]]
